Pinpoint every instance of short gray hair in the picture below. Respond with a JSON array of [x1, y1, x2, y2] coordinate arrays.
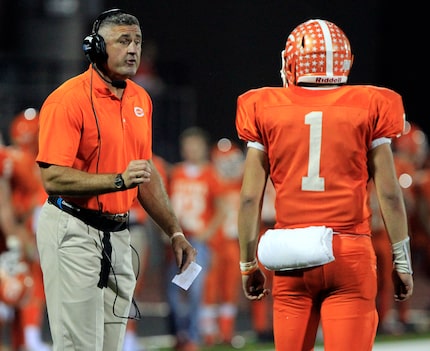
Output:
[[93, 10, 140, 33]]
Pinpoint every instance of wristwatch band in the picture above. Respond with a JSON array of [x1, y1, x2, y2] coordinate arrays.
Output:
[[114, 173, 126, 190]]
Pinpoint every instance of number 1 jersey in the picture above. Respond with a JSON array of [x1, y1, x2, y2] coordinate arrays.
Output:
[[235, 84, 405, 234]]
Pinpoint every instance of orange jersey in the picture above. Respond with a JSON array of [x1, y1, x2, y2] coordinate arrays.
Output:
[[208, 178, 241, 249], [169, 163, 221, 238], [0, 146, 40, 222], [219, 182, 241, 239], [37, 65, 153, 213], [236, 85, 405, 234]]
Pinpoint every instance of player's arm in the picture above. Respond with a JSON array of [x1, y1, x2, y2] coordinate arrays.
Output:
[[138, 160, 196, 273], [368, 142, 413, 301], [238, 146, 270, 300]]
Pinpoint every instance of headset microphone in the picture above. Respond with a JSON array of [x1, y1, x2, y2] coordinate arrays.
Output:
[[97, 71, 127, 89], [112, 80, 127, 89]]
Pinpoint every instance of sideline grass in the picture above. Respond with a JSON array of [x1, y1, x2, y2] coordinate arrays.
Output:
[[375, 331, 430, 342], [153, 331, 430, 351]]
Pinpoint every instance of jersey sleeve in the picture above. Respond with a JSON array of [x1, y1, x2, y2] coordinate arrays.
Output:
[[236, 89, 263, 144], [370, 86, 405, 140]]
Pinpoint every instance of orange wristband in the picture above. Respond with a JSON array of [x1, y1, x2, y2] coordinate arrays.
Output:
[[240, 258, 258, 275], [240, 265, 259, 276]]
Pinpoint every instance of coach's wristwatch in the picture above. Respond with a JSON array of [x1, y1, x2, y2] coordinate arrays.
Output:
[[114, 173, 126, 190]]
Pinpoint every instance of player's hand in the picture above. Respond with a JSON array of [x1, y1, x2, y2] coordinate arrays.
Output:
[[122, 160, 152, 188], [392, 270, 413, 301], [242, 268, 270, 301]]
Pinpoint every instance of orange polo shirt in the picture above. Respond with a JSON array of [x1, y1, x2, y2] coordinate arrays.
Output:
[[37, 66, 153, 214], [236, 84, 405, 234]]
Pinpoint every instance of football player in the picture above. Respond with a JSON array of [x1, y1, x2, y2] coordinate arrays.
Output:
[[236, 19, 413, 351]]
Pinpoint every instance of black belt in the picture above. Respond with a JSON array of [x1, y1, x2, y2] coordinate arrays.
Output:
[[48, 196, 128, 232]]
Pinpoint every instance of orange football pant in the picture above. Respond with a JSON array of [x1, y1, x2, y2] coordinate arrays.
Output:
[[203, 238, 241, 342], [272, 234, 378, 351]]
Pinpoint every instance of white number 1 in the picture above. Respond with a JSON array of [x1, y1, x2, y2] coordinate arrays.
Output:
[[301, 111, 325, 191]]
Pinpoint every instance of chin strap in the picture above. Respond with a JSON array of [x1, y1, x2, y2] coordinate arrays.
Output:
[[392, 237, 413, 274]]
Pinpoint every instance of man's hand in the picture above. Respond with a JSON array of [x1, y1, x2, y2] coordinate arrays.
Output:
[[170, 233, 197, 273], [122, 160, 152, 188]]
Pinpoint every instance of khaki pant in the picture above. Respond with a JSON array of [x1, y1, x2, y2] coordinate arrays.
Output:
[[36, 201, 136, 351]]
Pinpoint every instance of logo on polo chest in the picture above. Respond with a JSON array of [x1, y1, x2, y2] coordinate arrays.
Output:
[[134, 107, 144, 117]]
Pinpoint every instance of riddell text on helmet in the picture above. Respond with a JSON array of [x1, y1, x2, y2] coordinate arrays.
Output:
[[316, 77, 343, 84]]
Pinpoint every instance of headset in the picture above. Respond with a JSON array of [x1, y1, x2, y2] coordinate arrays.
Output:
[[85, 8, 128, 180], [82, 8, 126, 65]]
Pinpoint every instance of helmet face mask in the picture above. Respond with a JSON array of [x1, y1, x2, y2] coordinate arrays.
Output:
[[281, 19, 353, 87]]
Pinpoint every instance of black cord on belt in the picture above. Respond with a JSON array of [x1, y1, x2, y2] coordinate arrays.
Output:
[[98, 231, 112, 288], [96, 230, 142, 320]]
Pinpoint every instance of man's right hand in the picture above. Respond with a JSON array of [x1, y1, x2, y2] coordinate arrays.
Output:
[[170, 233, 197, 274], [122, 160, 152, 188]]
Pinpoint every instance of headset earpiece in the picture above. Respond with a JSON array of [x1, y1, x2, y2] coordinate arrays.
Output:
[[82, 8, 125, 65], [83, 33, 107, 64]]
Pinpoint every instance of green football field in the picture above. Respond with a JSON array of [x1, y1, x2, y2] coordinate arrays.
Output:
[[141, 331, 430, 351]]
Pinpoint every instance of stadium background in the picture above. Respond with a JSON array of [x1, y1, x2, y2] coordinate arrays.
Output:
[[0, 1, 429, 348], [0, 0, 427, 162]]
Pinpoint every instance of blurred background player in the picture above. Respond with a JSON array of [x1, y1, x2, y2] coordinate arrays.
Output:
[[200, 138, 244, 346], [390, 122, 428, 333], [9, 108, 51, 351], [0, 108, 50, 351], [394, 122, 430, 274], [166, 127, 225, 351], [0, 133, 35, 351], [397, 123, 430, 321]]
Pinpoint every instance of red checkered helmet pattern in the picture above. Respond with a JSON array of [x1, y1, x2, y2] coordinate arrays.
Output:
[[281, 19, 353, 86]]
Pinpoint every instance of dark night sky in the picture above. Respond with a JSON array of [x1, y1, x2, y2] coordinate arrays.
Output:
[[104, 0, 426, 141], [0, 1, 425, 144]]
